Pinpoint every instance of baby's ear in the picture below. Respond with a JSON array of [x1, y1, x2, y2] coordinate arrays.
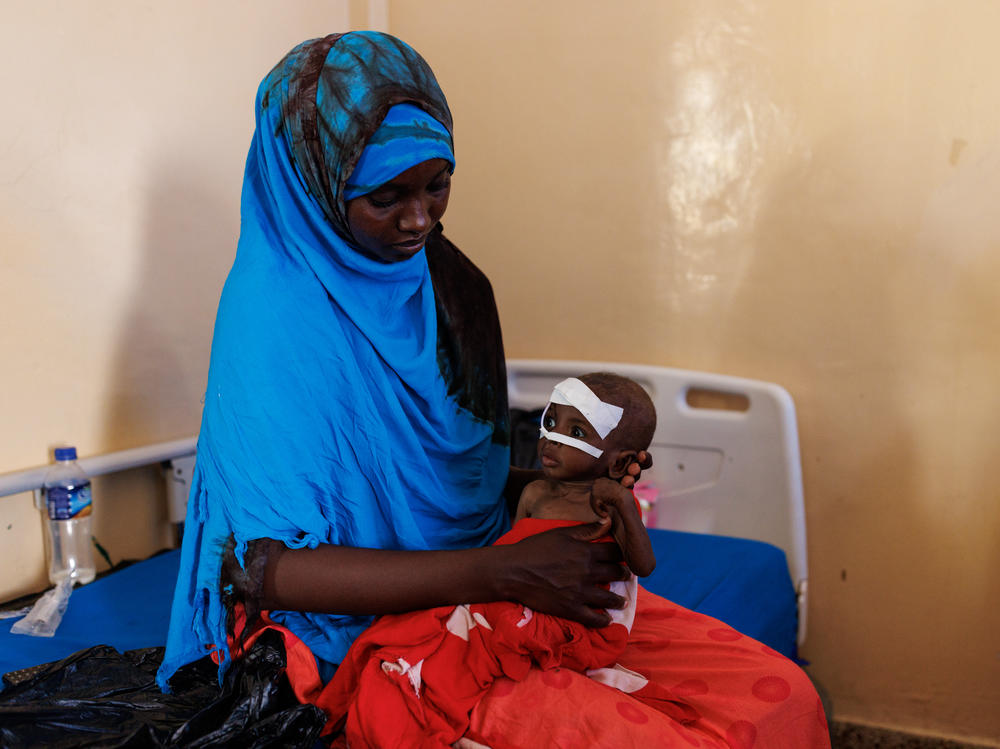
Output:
[[607, 449, 638, 480]]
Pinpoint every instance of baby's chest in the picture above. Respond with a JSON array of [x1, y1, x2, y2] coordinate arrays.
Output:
[[529, 495, 598, 523]]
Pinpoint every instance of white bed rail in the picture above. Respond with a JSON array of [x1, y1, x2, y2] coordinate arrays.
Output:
[[0, 438, 198, 517]]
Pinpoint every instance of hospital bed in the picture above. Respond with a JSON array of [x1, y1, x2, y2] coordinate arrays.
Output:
[[0, 359, 809, 685]]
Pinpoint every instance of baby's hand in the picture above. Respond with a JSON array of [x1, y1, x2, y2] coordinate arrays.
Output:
[[590, 478, 656, 577], [590, 477, 632, 521]]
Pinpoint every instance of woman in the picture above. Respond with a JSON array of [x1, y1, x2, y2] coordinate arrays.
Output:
[[159, 31, 829, 747]]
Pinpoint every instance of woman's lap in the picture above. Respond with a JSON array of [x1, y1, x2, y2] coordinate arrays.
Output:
[[464, 587, 830, 749], [252, 586, 829, 747]]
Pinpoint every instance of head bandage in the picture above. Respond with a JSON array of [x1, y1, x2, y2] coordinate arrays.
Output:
[[539, 378, 624, 459]]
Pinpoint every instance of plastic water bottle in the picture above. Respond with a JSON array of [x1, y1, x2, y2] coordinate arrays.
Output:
[[43, 446, 96, 585]]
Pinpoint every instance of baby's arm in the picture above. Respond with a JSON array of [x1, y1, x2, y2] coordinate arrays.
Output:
[[590, 478, 656, 577]]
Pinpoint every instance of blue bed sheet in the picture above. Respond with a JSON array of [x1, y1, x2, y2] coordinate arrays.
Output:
[[0, 551, 178, 682], [641, 528, 798, 659], [0, 529, 797, 683]]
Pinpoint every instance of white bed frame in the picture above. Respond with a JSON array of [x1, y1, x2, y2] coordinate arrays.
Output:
[[507, 359, 809, 646]]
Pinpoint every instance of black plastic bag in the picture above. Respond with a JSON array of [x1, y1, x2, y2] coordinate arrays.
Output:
[[0, 630, 326, 748]]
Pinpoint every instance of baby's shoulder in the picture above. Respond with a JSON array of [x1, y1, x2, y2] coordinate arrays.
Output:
[[515, 479, 547, 517]]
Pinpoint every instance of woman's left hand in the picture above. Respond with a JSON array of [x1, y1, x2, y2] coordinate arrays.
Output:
[[619, 450, 653, 489]]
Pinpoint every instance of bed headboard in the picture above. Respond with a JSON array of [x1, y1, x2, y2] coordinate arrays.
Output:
[[506, 359, 809, 644]]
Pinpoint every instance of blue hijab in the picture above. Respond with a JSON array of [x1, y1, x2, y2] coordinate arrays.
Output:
[[158, 32, 510, 688]]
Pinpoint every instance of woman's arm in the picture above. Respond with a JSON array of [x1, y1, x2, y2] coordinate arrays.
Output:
[[255, 463, 652, 628], [259, 527, 629, 628]]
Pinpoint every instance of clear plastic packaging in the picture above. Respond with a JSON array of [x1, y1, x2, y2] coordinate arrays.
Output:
[[10, 578, 73, 637]]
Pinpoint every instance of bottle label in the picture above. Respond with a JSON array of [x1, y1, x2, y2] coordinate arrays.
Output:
[[47, 483, 93, 520]]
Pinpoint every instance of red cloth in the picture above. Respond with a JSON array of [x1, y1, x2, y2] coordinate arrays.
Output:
[[233, 519, 830, 748], [464, 586, 830, 749], [320, 518, 699, 747]]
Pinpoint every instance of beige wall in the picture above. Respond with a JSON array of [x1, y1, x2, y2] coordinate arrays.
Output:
[[2, 1, 998, 744], [0, 2, 359, 596], [392, 0, 1000, 743]]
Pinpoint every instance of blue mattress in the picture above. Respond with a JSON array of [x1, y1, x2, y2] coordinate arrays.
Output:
[[0, 528, 797, 682]]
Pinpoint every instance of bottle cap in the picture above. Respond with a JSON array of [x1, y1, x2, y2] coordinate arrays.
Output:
[[54, 447, 77, 461]]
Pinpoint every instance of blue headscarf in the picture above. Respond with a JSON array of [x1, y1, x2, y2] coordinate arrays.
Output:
[[344, 102, 453, 199], [158, 32, 510, 689]]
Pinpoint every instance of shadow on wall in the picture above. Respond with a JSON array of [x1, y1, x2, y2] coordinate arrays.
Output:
[[97, 154, 238, 561]]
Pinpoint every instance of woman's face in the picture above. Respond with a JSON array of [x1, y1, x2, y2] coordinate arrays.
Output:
[[346, 158, 452, 263]]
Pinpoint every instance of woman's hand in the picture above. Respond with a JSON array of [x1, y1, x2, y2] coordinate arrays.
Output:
[[494, 524, 628, 628], [619, 450, 653, 489]]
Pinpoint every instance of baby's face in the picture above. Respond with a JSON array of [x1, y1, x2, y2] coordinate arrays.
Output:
[[537, 402, 615, 481]]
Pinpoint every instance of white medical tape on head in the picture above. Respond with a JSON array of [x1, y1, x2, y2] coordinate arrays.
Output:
[[538, 378, 625, 459], [540, 415, 604, 458], [550, 378, 623, 438]]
